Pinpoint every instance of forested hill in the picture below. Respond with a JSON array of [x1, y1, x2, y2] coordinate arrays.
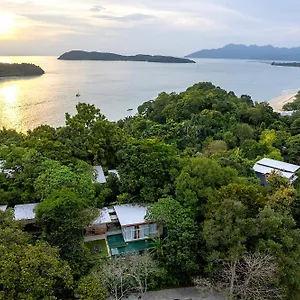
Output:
[[186, 44, 300, 60], [2, 82, 300, 299], [0, 63, 45, 77], [58, 50, 195, 63]]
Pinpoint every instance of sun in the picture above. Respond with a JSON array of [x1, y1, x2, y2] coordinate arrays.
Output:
[[0, 14, 16, 35]]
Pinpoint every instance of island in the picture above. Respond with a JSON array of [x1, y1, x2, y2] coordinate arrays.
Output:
[[0, 63, 45, 77], [271, 62, 300, 68], [186, 44, 300, 61], [58, 50, 195, 64]]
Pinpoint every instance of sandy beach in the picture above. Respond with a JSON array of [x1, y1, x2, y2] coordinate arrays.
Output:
[[269, 92, 297, 112]]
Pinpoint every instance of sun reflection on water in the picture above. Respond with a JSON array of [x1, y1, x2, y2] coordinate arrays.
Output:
[[0, 58, 11, 63], [0, 84, 19, 129], [1, 85, 17, 104]]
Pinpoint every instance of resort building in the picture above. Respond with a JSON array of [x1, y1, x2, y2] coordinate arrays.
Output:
[[85, 204, 161, 256], [253, 158, 300, 186]]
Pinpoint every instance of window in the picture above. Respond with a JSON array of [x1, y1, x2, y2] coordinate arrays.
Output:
[[123, 223, 158, 242], [150, 223, 157, 234], [123, 226, 134, 241]]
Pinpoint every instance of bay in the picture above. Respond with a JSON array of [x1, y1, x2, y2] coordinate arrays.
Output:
[[0, 56, 300, 132]]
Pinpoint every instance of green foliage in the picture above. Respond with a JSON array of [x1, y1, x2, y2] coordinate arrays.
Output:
[[34, 159, 95, 201], [36, 188, 97, 277], [175, 157, 239, 211], [1, 81, 300, 299], [0, 210, 73, 300], [76, 272, 107, 300], [147, 198, 198, 282], [118, 138, 179, 203], [63, 102, 122, 166]]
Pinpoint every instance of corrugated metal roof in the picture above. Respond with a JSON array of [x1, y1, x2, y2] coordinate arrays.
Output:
[[256, 158, 300, 173], [114, 204, 148, 226], [0, 205, 7, 211], [253, 164, 294, 179], [14, 203, 38, 220], [93, 166, 106, 183], [91, 207, 112, 225]]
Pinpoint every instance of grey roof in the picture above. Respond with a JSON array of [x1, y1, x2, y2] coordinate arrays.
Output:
[[255, 158, 300, 173], [253, 164, 294, 179], [108, 169, 120, 179], [114, 204, 148, 226], [280, 111, 297, 117], [93, 166, 106, 183], [14, 203, 38, 221], [0, 205, 7, 211], [91, 207, 112, 225]]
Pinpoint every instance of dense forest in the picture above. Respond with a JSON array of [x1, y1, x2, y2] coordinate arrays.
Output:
[[2, 82, 300, 299], [0, 63, 45, 77]]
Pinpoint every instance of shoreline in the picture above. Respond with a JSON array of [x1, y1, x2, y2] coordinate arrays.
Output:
[[269, 92, 297, 112]]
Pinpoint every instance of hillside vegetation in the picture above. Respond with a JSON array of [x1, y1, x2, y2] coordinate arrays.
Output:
[[0, 63, 44, 77], [2, 82, 300, 299], [58, 50, 195, 63]]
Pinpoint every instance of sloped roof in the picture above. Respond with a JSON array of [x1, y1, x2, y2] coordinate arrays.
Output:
[[255, 158, 300, 173], [114, 204, 148, 226], [14, 203, 38, 220], [91, 207, 112, 225], [0, 205, 7, 211], [253, 164, 294, 179], [93, 166, 106, 183]]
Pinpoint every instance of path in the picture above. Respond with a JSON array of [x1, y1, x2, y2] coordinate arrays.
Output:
[[116, 287, 226, 300]]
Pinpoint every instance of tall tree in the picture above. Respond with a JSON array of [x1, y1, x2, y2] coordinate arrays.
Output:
[[35, 188, 97, 277], [0, 209, 73, 300], [147, 197, 198, 282], [34, 159, 95, 201], [117, 139, 179, 203]]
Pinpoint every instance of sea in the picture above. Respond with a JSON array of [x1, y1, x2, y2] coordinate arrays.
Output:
[[0, 56, 300, 132]]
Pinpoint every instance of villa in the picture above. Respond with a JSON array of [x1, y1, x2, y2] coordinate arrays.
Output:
[[85, 204, 161, 256], [253, 158, 300, 186]]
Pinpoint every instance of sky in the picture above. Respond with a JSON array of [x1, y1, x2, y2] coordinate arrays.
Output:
[[1, 0, 300, 56]]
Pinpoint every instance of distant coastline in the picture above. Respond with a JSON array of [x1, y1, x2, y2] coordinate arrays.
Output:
[[58, 50, 196, 64], [271, 62, 300, 68], [0, 63, 44, 77]]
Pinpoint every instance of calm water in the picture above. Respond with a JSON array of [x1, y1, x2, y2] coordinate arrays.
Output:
[[0, 56, 300, 132]]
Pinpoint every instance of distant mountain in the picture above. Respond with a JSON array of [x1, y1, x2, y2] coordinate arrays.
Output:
[[0, 63, 44, 77], [58, 51, 195, 64], [186, 44, 300, 61]]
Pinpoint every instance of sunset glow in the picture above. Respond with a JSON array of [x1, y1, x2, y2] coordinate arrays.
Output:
[[0, 14, 16, 35]]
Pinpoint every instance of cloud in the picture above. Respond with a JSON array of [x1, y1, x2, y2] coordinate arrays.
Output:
[[92, 13, 155, 22], [2, 0, 300, 55], [90, 5, 105, 12]]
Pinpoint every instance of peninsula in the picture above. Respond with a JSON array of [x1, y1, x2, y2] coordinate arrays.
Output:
[[186, 44, 300, 61], [58, 50, 195, 64], [271, 62, 300, 68], [0, 63, 45, 77]]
